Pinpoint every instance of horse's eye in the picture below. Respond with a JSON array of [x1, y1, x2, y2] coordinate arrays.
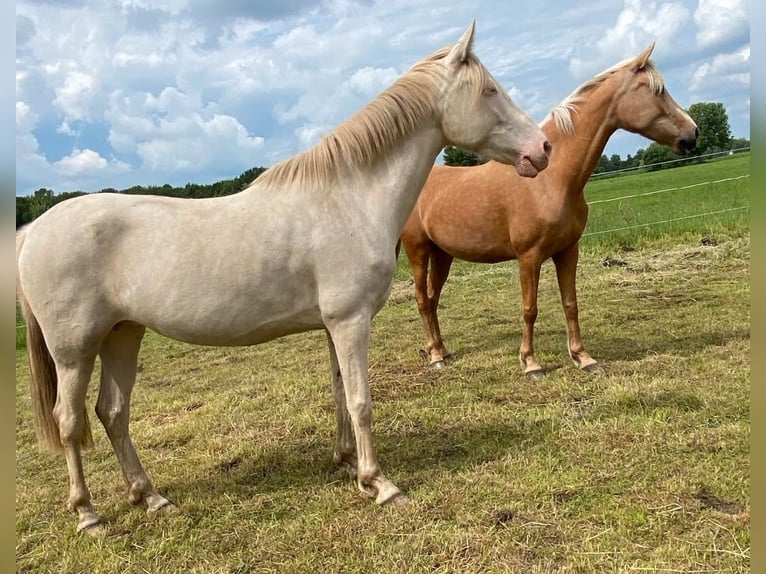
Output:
[[483, 85, 498, 97]]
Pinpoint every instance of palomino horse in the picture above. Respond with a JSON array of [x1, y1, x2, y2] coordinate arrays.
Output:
[[400, 43, 697, 377], [16, 22, 551, 534]]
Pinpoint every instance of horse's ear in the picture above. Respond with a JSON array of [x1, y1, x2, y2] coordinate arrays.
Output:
[[446, 20, 476, 67], [635, 42, 656, 70]]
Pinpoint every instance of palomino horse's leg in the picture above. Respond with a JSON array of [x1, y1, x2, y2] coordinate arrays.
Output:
[[326, 331, 357, 480], [426, 248, 455, 369], [552, 243, 603, 374], [518, 256, 546, 379], [52, 356, 103, 533], [405, 240, 446, 368], [325, 315, 408, 506], [96, 322, 173, 514]]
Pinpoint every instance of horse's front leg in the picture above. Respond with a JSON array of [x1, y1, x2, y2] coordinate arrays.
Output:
[[552, 242, 603, 374], [53, 357, 104, 534], [325, 315, 408, 506], [518, 255, 545, 379]]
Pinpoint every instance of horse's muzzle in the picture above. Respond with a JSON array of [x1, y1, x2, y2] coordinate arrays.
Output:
[[675, 127, 699, 155]]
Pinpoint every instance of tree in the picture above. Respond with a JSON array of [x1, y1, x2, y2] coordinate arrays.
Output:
[[641, 143, 676, 170], [442, 146, 487, 166], [688, 102, 731, 155], [28, 188, 55, 220], [16, 195, 31, 228], [593, 154, 610, 174], [729, 137, 750, 151]]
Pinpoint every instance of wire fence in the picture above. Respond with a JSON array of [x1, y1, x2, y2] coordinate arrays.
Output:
[[588, 147, 750, 179], [580, 150, 750, 239], [582, 206, 748, 238]]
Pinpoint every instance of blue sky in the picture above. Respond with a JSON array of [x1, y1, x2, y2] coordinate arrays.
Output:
[[15, 0, 750, 196]]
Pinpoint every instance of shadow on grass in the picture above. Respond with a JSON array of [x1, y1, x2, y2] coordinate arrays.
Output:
[[440, 321, 749, 368], [584, 325, 750, 363], [156, 416, 553, 511]]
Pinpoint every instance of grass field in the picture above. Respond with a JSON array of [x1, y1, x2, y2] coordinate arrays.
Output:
[[16, 154, 749, 573]]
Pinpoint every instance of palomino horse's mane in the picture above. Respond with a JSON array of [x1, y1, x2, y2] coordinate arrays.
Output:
[[545, 58, 665, 135], [254, 47, 491, 189]]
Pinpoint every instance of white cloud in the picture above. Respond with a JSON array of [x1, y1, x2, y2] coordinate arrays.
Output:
[[56, 120, 76, 136], [295, 123, 332, 149], [690, 44, 750, 93], [347, 66, 400, 98], [16, 100, 38, 132], [694, 0, 749, 48], [106, 90, 266, 173], [54, 148, 110, 176], [53, 70, 99, 121], [569, 0, 691, 78]]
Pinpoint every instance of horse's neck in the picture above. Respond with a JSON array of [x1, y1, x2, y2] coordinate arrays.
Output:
[[352, 126, 446, 242], [545, 85, 621, 197]]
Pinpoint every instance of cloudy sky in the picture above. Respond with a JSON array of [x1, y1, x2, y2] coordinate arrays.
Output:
[[15, 0, 750, 196]]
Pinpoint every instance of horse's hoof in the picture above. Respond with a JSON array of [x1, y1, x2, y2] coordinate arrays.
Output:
[[525, 369, 546, 380], [583, 363, 605, 375], [430, 360, 446, 370], [377, 490, 411, 507], [76, 516, 104, 535], [147, 495, 176, 514]]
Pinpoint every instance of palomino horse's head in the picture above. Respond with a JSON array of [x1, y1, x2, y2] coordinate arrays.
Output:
[[613, 43, 698, 155], [437, 22, 551, 177]]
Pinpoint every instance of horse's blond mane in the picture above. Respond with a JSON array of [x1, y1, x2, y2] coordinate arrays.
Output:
[[544, 58, 665, 136], [253, 47, 489, 189]]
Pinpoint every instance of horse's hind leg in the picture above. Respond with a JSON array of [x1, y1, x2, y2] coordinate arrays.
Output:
[[426, 247, 454, 368], [326, 331, 357, 480], [403, 239, 444, 367], [552, 243, 602, 374], [96, 322, 172, 513], [53, 355, 102, 533]]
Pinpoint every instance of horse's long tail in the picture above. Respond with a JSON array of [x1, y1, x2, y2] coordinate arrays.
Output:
[[16, 226, 93, 451]]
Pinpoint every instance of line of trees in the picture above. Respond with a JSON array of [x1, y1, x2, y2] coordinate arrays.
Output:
[[16, 166, 268, 228]]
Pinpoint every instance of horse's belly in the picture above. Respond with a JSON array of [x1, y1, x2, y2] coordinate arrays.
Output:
[[147, 304, 325, 347]]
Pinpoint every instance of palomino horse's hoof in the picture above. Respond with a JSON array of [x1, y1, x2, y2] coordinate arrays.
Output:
[[525, 369, 546, 380], [430, 360, 446, 370], [583, 363, 605, 375]]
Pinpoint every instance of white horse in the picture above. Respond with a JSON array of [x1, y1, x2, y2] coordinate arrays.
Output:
[[16, 22, 551, 534]]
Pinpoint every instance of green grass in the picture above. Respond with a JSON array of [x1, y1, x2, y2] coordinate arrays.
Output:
[[581, 153, 749, 251], [16, 158, 750, 573]]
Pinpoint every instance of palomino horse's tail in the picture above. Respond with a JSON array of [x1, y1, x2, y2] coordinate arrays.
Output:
[[16, 225, 93, 451]]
